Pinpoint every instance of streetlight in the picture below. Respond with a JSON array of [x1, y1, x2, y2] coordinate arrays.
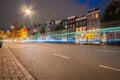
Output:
[[7, 30, 10, 33], [11, 26, 14, 29], [21, 5, 35, 17], [25, 9, 32, 15], [33, 29, 37, 32]]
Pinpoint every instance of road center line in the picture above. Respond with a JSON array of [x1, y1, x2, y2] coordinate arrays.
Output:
[[99, 65, 120, 72], [37, 50, 43, 52], [52, 54, 70, 59]]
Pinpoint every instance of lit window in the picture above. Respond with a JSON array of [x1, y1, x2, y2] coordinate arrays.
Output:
[[89, 21, 91, 24], [80, 27, 82, 31], [76, 28, 79, 32], [95, 13, 99, 18], [70, 25, 72, 27], [83, 27, 86, 31]]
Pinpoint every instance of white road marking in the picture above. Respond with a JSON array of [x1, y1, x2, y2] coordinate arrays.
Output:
[[29, 48, 33, 49], [52, 54, 70, 59], [37, 50, 43, 52], [99, 65, 120, 72], [95, 49, 120, 53]]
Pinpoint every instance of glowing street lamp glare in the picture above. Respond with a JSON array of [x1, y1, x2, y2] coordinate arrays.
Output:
[[21, 5, 35, 17], [25, 9, 31, 15], [11, 26, 14, 29]]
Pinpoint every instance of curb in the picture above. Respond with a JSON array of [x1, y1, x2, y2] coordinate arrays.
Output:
[[5, 44, 36, 80]]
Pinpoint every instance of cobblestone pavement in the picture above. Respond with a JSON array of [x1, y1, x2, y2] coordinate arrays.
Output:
[[0, 44, 35, 80]]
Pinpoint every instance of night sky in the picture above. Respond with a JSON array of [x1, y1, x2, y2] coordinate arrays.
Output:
[[0, 0, 111, 30]]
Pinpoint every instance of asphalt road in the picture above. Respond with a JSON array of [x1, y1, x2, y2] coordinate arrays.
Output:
[[6, 43, 120, 80]]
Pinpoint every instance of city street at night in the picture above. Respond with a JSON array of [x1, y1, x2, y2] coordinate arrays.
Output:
[[0, 0, 120, 80], [4, 43, 120, 80]]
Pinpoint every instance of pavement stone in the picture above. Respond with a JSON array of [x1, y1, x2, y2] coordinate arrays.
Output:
[[0, 44, 35, 80], [4, 77, 11, 80]]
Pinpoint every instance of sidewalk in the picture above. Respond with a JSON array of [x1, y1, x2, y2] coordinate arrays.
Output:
[[0, 44, 35, 80]]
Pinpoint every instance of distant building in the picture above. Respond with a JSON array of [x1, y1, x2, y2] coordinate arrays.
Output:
[[75, 15, 87, 44], [87, 8, 100, 30], [86, 8, 101, 44], [45, 20, 56, 32], [13, 22, 19, 30], [26, 8, 102, 44], [0, 29, 4, 38], [45, 21, 51, 32], [55, 20, 61, 26], [101, 20, 120, 45], [62, 19, 68, 29], [67, 16, 77, 32], [66, 16, 77, 42], [76, 15, 87, 32], [16, 26, 27, 39], [7, 25, 27, 40], [50, 20, 55, 31]]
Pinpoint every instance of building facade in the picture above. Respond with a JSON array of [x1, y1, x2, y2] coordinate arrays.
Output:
[[75, 15, 87, 44], [101, 20, 120, 45], [87, 8, 100, 30], [0, 29, 4, 39], [86, 8, 101, 44], [26, 8, 102, 44], [67, 16, 77, 32]]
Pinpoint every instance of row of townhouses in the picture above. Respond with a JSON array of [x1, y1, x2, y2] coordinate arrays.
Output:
[[28, 8, 100, 36], [27, 8, 120, 45]]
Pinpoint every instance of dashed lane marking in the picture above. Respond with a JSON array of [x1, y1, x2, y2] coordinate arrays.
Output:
[[99, 65, 120, 72], [95, 49, 120, 53], [37, 50, 43, 53], [52, 54, 70, 59]]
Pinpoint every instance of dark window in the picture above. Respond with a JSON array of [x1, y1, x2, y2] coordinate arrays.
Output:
[[73, 24, 75, 28], [88, 16, 91, 20], [116, 33, 119, 37], [83, 20, 86, 26], [76, 22, 79, 27], [109, 34, 112, 38], [72, 20, 74, 23], [79, 21, 82, 27]]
